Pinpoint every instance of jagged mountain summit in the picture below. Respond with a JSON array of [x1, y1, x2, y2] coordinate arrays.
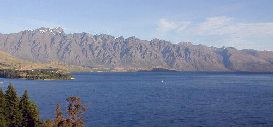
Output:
[[0, 27, 273, 72]]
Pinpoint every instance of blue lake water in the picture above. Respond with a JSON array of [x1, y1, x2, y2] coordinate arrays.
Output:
[[1, 72, 273, 127]]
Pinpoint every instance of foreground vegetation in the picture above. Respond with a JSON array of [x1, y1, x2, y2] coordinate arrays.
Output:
[[0, 83, 86, 127]]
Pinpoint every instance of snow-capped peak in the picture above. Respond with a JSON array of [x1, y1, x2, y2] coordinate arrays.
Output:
[[36, 27, 64, 34]]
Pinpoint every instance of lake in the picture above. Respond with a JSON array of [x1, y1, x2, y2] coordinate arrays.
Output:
[[1, 72, 273, 127]]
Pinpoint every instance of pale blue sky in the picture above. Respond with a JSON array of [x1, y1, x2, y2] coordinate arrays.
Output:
[[0, 0, 273, 50]]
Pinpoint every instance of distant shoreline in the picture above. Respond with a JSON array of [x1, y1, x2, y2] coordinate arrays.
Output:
[[71, 70, 273, 74], [0, 69, 74, 80]]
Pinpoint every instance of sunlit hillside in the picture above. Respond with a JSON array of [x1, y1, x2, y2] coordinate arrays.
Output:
[[0, 51, 90, 72]]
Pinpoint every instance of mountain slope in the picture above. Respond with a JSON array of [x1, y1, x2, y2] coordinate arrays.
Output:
[[0, 50, 36, 69], [0, 27, 272, 72], [0, 50, 88, 72]]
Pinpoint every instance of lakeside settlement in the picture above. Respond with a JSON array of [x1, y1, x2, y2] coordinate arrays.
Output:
[[0, 68, 73, 80]]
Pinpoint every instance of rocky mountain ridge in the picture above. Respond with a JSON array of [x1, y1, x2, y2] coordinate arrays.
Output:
[[0, 27, 273, 72]]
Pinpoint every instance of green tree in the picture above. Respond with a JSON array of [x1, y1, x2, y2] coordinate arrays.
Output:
[[0, 88, 7, 127], [5, 83, 22, 127], [19, 90, 40, 127]]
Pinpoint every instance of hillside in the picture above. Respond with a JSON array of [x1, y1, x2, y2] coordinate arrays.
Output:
[[0, 27, 273, 72], [0, 51, 76, 80], [0, 50, 89, 72], [0, 50, 32, 69]]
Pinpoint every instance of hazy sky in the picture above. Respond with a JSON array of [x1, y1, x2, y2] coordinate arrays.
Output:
[[0, 0, 273, 50]]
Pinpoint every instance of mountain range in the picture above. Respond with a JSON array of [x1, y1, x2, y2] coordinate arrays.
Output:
[[0, 27, 273, 72]]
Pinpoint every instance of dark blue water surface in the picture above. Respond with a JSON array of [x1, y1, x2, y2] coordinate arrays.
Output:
[[1, 72, 273, 127]]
